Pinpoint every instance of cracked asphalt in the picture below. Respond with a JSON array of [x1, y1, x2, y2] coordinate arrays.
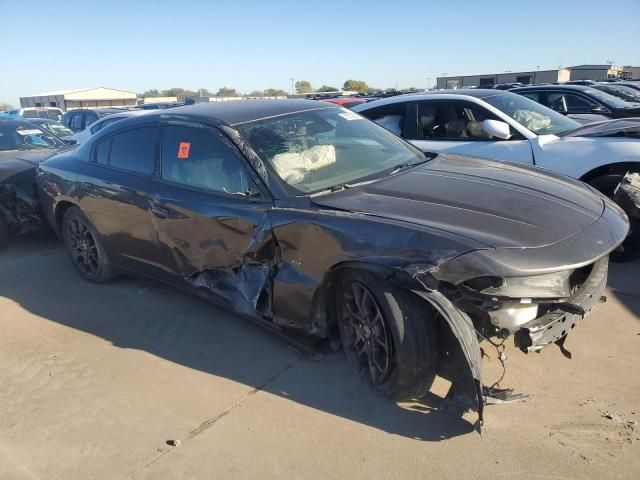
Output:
[[1, 231, 639, 480]]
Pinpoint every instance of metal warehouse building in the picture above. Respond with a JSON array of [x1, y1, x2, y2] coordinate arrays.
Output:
[[20, 87, 137, 111], [436, 64, 636, 89]]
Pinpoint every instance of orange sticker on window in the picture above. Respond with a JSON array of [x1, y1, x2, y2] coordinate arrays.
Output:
[[177, 142, 191, 159]]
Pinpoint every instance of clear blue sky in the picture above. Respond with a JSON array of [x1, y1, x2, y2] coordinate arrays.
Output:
[[1, 0, 639, 106]]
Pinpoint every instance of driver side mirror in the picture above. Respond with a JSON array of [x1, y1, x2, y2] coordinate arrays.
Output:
[[64, 139, 77, 146], [591, 106, 610, 115], [482, 119, 512, 140]]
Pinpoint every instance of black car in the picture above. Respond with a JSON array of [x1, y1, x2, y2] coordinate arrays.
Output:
[[62, 108, 128, 133], [0, 118, 68, 247], [36, 101, 628, 423], [511, 84, 640, 122], [593, 83, 640, 103]]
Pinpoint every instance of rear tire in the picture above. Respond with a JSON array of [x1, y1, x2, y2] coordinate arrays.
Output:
[[336, 269, 439, 401], [62, 206, 114, 283]]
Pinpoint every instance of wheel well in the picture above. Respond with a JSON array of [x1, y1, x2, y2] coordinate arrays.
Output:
[[54, 201, 76, 232], [309, 262, 425, 338], [580, 162, 640, 184]]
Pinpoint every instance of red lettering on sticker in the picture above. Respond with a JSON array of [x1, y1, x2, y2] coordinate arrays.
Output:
[[178, 142, 191, 159]]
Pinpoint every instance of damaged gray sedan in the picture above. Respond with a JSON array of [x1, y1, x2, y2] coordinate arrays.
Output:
[[36, 101, 629, 422]]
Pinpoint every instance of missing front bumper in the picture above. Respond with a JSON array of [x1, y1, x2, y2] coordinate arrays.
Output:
[[514, 257, 608, 353]]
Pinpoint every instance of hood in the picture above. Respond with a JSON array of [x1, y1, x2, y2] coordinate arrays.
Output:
[[561, 117, 640, 139], [311, 154, 604, 249], [0, 149, 59, 183]]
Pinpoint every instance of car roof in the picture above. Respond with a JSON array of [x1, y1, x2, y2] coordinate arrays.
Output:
[[511, 84, 593, 92], [351, 89, 509, 110], [65, 108, 128, 114], [153, 100, 339, 126]]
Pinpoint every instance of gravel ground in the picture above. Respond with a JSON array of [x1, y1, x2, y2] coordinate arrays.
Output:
[[1, 231, 639, 480]]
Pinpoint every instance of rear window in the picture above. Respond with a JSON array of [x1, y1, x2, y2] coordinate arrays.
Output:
[[107, 127, 158, 175]]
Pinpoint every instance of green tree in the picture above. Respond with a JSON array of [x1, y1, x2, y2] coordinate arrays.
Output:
[[264, 88, 287, 97], [317, 85, 338, 92], [141, 89, 161, 97], [0, 102, 14, 111], [295, 80, 313, 94], [343, 79, 369, 93], [197, 88, 214, 97], [217, 87, 238, 97], [248, 90, 264, 97]]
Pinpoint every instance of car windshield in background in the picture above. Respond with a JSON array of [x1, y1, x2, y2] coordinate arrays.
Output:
[[235, 108, 426, 195], [0, 121, 64, 151], [485, 93, 581, 135], [583, 88, 639, 108], [46, 123, 74, 137]]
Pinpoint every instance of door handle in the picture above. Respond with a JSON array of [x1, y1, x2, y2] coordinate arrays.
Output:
[[151, 206, 170, 219]]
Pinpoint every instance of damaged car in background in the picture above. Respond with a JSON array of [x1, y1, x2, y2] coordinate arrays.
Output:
[[36, 101, 629, 426], [0, 118, 69, 248]]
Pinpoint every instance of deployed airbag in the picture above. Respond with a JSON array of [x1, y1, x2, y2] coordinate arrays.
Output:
[[272, 145, 336, 184]]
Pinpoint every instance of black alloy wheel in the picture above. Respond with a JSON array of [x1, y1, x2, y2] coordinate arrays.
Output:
[[340, 281, 394, 386]]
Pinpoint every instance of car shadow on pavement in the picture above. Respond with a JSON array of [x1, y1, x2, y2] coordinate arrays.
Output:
[[607, 258, 640, 321], [0, 232, 475, 442]]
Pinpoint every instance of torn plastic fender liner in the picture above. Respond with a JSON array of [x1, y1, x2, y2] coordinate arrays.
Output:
[[412, 287, 484, 423]]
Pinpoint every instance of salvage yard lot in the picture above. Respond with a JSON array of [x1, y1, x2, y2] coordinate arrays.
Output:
[[1, 231, 639, 480]]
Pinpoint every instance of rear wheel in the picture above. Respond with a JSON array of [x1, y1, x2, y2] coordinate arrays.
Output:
[[62, 206, 114, 283], [336, 269, 439, 401]]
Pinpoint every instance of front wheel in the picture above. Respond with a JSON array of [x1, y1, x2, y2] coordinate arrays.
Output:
[[62, 206, 114, 283], [336, 269, 440, 401]]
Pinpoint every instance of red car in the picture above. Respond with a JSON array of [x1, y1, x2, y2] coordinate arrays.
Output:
[[321, 97, 368, 109]]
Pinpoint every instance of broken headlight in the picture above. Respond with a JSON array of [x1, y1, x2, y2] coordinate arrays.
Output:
[[465, 270, 572, 299]]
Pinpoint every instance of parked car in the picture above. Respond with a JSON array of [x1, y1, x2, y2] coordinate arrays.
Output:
[[68, 110, 152, 145], [1, 107, 64, 121], [565, 80, 597, 86], [62, 108, 127, 133], [37, 101, 628, 423], [26, 118, 75, 143], [320, 97, 369, 109], [135, 102, 184, 110], [614, 172, 640, 260], [353, 90, 640, 196], [0, 118, 69, 248], [510, 85, 640, 122], [593, 83, 640, 103], [609, 81, 640, 93]]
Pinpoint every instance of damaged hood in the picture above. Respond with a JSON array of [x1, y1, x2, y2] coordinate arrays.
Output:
[[312, 154, 604, 249], [560, 117, 640, 139], [0, 150, 60, 183]]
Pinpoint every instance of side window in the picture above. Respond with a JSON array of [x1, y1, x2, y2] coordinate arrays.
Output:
[[547, 92, 595, 113], [361, 103, 407, 136], [161, 125, 252, 195], [109, 127, 159, 175], [71, 113, 84, 131], [519, 92, 540, 102], [83, 113, 98, 129], [420, 101, 502, 140], [90, 119, 105, 134], [95, 138, 111, 165], [47, 110, 61, 120], [23, 110, 38, 118]]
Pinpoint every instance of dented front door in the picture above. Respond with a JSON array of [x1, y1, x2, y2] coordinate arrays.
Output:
[[150, 123, 277, 317]]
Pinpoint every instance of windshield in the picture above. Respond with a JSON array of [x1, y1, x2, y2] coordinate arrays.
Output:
[[583, 88, 639, 108], [45, 122, 74, 137], [485, 93, 580, 135], [0, 120, 64, 151], [235, 107, 426, 195]]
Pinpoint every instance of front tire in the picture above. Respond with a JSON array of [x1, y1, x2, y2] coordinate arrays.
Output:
[[62, 206, 114, 283], [588, 174, 624, 198], [336, 269, 439, 401]]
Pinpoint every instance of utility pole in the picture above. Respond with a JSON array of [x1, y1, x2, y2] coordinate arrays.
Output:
[[290, 78, 294, 95]]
